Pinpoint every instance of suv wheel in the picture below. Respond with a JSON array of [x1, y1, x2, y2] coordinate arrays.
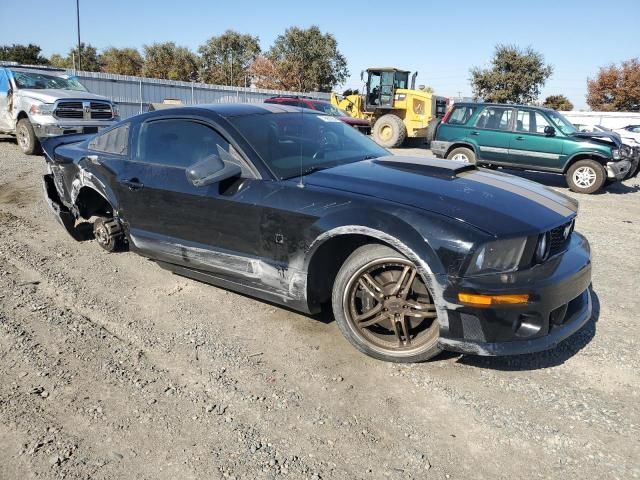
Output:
[[332, 244, 441, 363], [446, 146, 476, 164], [566, 160, 606, 194], [372, 114, 407, 148], [93, 217, 125, 252], [16, 118, 41, 155]]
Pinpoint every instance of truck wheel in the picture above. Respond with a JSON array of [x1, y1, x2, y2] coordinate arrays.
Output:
[[16, 118, 41, 155], [566, 160, 606, 194], [372, 114, 407, 148], [93, 217, 124, 253], [446, 147, 476, 164], [331, 244, 441, 363], [425, 118, 441, 143]]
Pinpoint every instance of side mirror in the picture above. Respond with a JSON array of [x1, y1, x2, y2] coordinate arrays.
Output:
[[544, 125, 556, 136], [186, 154, 241, 187]]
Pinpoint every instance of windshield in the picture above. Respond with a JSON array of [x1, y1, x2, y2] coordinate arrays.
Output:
[[10, 70, 88, 91], [546, 110, 577, 135], [231, 112, 388, 180], [313, 102, 346, 116]]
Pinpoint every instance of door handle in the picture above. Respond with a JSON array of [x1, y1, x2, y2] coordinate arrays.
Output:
[[121, 178, 144, 191], [515, 136, 525, 141], [470, 131, 480, 136]]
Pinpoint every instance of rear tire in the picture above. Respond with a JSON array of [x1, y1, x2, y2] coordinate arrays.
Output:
[[566, 160, 606, 194], [372, 114, 407, 148], [331, 244, 441, 363], [425, 118, 441, 143], [446, 146, 476, 164], [16, 118, 41, 155]]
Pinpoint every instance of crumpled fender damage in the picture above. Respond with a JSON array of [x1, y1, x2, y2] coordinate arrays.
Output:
[[42, 174, 92, 241]]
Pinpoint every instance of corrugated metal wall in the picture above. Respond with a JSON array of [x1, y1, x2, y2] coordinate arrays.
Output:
[[71, 70, 331, 119]]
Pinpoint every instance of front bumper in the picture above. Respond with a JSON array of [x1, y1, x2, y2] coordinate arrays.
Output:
[[606, 160, 631, 180], [32, 120, 116, 138], [436, 232, 593, 356]]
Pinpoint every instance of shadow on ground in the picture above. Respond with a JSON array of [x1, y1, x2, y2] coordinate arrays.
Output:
[[501, 168, 640, 194]]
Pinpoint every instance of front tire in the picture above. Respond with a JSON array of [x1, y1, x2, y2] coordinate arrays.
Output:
[[372, 114, 407, 148], [93, 217, 124, 253], [446, 146, 476, 164], [566, 160, 606, 194], [16, 118, 41, 155], [331, 244, 441, 363]]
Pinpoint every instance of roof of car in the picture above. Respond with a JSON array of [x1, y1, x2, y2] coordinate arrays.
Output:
[[147, 103, 322, 118], [453, 102, 555, 111]]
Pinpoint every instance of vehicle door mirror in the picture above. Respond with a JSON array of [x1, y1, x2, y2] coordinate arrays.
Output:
[[186, 154, 241, 187], [544, 125, 556, 136]]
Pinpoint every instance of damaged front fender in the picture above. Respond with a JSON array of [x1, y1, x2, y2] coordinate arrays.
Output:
[[42, 174, 93, 241]]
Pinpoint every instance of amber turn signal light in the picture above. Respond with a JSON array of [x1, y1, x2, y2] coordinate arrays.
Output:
[[458, 293, 530, 306]]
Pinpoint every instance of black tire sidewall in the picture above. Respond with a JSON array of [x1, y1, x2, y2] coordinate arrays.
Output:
[[566, 160, 606, 194], [331, 244, 441, 363], [372, 114, 407, 148], [446, 147, 476, 164]]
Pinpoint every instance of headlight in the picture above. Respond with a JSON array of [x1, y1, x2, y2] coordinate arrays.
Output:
[[112, 104, 120, 119], [466, 237, 527, 275], [29, 102, 54, 115], [612, 148, 621, 160], [534, 232, 551, 263]]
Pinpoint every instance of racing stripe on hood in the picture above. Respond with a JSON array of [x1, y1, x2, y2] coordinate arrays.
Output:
[[462, 169, 577, 217]]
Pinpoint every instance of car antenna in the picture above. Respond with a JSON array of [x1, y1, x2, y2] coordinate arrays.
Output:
[[298, 102, 304, 188]]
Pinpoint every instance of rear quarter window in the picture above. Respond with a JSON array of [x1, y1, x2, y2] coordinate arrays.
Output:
[[446, 105, 476, 125], [88, 124, 130, 155]]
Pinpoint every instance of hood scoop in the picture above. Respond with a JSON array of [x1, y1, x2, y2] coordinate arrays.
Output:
[[374, 156, 476, 179]]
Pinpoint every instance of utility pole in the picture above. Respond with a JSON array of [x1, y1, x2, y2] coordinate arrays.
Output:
[[76, 0, 82, 70]]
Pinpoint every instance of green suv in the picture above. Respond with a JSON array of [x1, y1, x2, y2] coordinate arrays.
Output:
[[431, 103, 633, 193]]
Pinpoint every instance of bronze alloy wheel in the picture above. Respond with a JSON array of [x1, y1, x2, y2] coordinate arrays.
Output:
[[341, 256, 439, 356]]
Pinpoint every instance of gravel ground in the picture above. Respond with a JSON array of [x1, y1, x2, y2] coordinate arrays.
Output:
[[0, 137, 639, 480]]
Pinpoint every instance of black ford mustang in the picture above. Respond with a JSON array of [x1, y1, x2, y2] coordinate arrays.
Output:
[[42, 104, 592, 362]]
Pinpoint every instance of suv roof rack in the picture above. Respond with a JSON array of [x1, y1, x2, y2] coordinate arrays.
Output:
[[0, 61, 66, 72]]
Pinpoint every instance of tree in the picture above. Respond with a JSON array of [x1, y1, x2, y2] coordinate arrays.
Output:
[[101, 47, 143, 76], [0, 43, 49, 65], [342, 88, 359, 96], [142, 42, 199, 81], [543, 94, 574, 111], [470, 45, 553, 104], [49, 43, 102, 71], [267, 26, 348, 92], [198, 30, 260, 86], [587, 58, 640, 111], [248, 56, 288, 90]]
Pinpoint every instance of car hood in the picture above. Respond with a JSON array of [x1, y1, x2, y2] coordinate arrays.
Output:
[[338, 116, 369, 126], [304, 156, 578, 237], [570, 131, 621, 148], [16, 89, 110, 103]]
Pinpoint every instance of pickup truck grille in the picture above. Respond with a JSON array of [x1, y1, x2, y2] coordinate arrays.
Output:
[[54, 100, 113, 120]]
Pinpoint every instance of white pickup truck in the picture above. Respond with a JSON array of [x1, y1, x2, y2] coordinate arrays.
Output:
[[0, 63, 118, 154]]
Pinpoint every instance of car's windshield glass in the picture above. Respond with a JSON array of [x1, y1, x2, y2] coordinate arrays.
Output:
[[546, 110, 577, 135], [10, 70, 88, 91], [230, 112, 388, 180], [313, 102, 344, 116]]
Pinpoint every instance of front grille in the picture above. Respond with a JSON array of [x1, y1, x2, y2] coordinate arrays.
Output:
[[548, 220, 574, 257], [90, 101, 113, 119], [54, 101, 83, 119], [54, 100, 113, 120]]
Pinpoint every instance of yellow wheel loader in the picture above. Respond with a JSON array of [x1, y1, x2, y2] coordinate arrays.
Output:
[[331, 68, 448, 148]]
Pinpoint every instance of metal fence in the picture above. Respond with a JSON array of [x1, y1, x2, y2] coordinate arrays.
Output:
[[70, 70, 330, 119]]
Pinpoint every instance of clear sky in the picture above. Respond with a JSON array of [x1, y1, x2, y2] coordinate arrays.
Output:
[[1, 0, 638, 109]]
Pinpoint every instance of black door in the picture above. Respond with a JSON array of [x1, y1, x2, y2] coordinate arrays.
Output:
[[117, 117, 263, 274]]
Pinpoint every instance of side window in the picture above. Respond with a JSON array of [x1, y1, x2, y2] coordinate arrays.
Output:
[[474, 107, 513, 130], [0, 70, 8, 93], [446, 105, 476, 125], [135, 119, 252, 176], [516, 110, 551, 134], [88, 124, 130, 155]]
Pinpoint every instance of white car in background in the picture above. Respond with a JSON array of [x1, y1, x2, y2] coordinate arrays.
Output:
[[574, 123, 640, 179]]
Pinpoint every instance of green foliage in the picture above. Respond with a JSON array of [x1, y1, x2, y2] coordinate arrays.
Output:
[[267, 26, 348, 92], [543, 94, 574, 111], [0, 43, 49, 65], [198, 30, 260, 86], [587, 58, 640, 111], [49, 43, 102, 71], [101, 47, 143, 76], [142, 42, 199, 81], [470, 45, 553, 104]]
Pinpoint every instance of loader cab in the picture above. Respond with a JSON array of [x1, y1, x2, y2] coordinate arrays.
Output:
[[364, 68, 410, 110]]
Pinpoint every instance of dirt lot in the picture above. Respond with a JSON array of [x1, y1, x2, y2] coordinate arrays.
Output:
[[0, 138, 639, 480]]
